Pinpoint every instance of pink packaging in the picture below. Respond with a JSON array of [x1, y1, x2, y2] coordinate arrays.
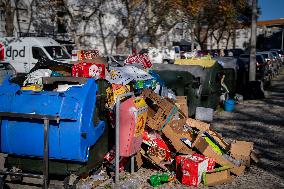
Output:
[[119, 97, 148, 157]]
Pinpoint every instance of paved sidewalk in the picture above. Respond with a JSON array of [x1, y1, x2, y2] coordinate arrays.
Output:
[[211, 68, 284, 188]]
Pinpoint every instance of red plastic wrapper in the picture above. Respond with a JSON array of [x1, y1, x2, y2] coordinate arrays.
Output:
[[72, 62, 106, 79], [124, 54, 152, 69], [79, 50, 100, 60], [142, 131, 171, 161], [104, 148, 128, 172], [175, 154, 215, 187]]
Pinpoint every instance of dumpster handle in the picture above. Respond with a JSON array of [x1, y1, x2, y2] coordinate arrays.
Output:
[[115, 92, 134, 183], [0, 112, 61, 189]]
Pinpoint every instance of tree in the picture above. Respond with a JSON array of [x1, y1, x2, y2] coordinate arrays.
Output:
[[1, 0, 15, 36], [174, 0, 252, 50], [145, 0, 181, 46]]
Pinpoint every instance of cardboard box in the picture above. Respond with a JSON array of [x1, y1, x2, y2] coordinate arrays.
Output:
[[135, 152, 143, 170], [162, 119, 194, 152], [142, 131, 171, 161], [230, 140, 253, 166], [176, 154, 215, 187], [192, 134, 242, 176], [207, 130, 230, 151], [186, 118, 210, 132], [142, 89, 178, 131], [203, 168, 232, 186], [175, 96, 188, 118], [178, 146, 196, 155], [230, 165, 246, 176], [140, 148, 168, 171], [180, 154, 210, 187]]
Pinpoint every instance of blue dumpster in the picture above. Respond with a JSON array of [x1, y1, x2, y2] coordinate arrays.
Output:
[[0, 77, 105, 162]]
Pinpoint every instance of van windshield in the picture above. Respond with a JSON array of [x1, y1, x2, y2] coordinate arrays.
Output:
[[44, 46, 71, 60]]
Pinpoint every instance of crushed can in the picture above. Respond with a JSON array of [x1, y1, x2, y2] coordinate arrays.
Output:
[[119, 97, 148, 157]]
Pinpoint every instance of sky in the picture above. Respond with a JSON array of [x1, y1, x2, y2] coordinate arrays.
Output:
[[258, 0, 284, 21]]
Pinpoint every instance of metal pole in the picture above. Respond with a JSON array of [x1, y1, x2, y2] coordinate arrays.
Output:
[[249, 0, 257, 81], [130, 156, 135, 174], [281, 29, 284, 51], [115, 92, 134, 183], [43, 118, 49, 189]]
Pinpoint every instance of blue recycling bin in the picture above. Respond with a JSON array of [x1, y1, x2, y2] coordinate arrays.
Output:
[[0, 77, 105, 162]]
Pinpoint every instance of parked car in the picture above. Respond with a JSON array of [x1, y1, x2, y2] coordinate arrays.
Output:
[[259, 51, 279, 76], [269, 50, 282, 68], [0, 62, 16, 84], [256, 54, 270, 82], [270, 49, 284, 63]]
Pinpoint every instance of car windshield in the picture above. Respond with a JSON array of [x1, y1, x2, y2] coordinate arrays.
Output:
[[271, 49, 283, 54], [44, 46, 71, 60], [270, 52, 278, 57], [261, 54, 268, 58], [256, 55, 264, 63], [113, 55, 127, 61]]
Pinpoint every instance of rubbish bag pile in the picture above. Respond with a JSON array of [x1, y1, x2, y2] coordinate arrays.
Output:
[[19, 50, 258, 187]]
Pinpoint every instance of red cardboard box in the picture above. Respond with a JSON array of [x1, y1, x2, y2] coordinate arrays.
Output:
[[72, 62, 106, 79], [142, 131, 171, 162], [176, 154, 215, 187]]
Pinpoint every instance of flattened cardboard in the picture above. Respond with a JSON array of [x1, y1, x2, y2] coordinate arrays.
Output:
[[140, 148, 168, 171], [135, 152, 143, 170], [178, 146, 195, 155], [192, 134, 242, 175], [208, 130, 230, 151], [186, 118, 210, 132], [204, 170, 232, 186], [175, 96, 188, 118], [162, 119, 194, 152], [142, 89, 178, 131], [230, 165, 246, 176], [230, 140, 253, 166]]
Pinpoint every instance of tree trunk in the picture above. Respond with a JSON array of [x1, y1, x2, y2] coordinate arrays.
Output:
[[191, 23, 195, 51], [15, 0, 21, 35], [26, 0, 35, 34], [232, 27, 236, 49], [225, 30, 232, 49], [249, 0, 257, 81], [127, 15, 135, 52], [98, 13, 108, 55], [5, 0, 15, 36]]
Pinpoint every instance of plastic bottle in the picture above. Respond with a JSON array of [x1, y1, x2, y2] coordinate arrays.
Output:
[[150, 173, 173, 187]]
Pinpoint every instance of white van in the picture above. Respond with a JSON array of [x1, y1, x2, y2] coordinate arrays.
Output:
[[0, 37, 71, 73]]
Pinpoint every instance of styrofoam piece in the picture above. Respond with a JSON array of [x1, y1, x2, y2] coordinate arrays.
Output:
[[195, 107, 214, 122]]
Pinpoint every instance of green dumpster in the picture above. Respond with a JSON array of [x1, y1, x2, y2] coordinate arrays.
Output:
[[152, 60, 224, 117]]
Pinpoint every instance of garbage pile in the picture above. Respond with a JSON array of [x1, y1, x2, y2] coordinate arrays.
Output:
[[18, 50, 258, 188]]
